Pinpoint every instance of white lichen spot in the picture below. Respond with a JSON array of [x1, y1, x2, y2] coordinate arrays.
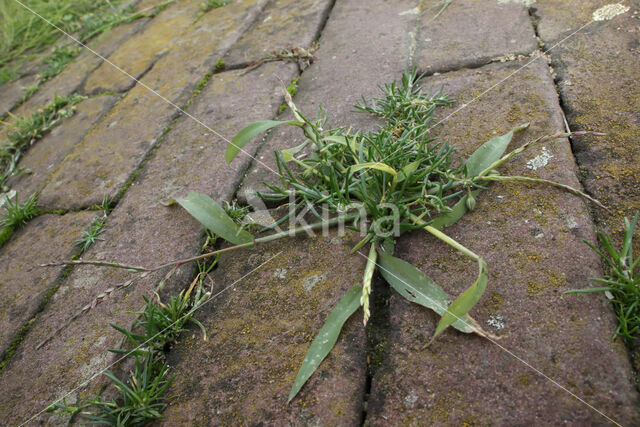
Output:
[[399, 7, 419, 15], [487, 315, 506, 330], [274, 268, 287, 279], [565, 215, 579, 229], [80, 352, 108, 381], [404, 393, 418, 405], [526, 147, 553, 171], [535, 233, 545, 239], [498, 0, 536, 7], [302, 273, 327, 291], [593, 4, 629, 21]]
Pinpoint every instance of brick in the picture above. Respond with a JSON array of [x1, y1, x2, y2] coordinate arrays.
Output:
[[0, 211, 95, 356], [222, 0, 333, 66], [414, 0, 537, 73], [365, 60, 640, 425], [0, 62, 294, 425], [38, 0, 267, 209], [7, 95, 119, 199], [161, 230, 367, 425]]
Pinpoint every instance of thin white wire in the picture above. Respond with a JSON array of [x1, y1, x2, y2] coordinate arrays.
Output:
[[19, 251, 282, 426]]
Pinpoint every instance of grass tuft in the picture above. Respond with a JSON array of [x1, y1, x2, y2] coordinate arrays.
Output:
[[0, 192, 39, 229]]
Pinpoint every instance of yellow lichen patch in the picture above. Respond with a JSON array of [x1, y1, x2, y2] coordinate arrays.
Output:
[[527, 270, 566, 296]]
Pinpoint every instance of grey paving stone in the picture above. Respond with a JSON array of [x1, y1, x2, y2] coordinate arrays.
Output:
[[537, 0, 640, 237], [365, 60, 640, 425], [414, 0, 538, 73], [0, 211, 95, 356], [238, 0, 417, 201], [161, 230, 367, 425], [7, 95, 119, 200], [222, 0, 333, 66], [532, 0, 609, 43], [38, 0, 268, 210], [0, 62, 294, 425]]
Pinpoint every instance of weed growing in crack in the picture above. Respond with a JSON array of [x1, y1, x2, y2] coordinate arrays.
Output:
[[40, 45, 81, 81], [0, 93, 85, 192], [47, 70, 606, 404], [0, 192, 39, 229], [76, 216, 106, 252], [47, 272, 212, 424], [567, 213, 640, 342]]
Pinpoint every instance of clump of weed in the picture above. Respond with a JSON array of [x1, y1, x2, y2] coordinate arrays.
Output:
[[76, 216, 106, 252], [567, 213, 640, 342], [0, 93, 85, 191], [0, 192, 39, 229], [199, 0, 231, 13], [40, 45, 80, 81], [279, 77, 299, 112], [215, 58, 226, 72]]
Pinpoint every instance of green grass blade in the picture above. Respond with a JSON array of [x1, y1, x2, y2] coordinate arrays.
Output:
[[377, 251, 476, 333], [430, 260, 488, 343], [464, 124, 527, 177], [226, 120, 302, 163], [176, 192, 253, 245], [350, 162, 397, 179], [430, 191, 479, 230], [288, 284, 361, 403], [564, 286, 613, 294]]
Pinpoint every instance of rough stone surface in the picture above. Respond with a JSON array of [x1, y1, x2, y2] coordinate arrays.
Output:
[[161, 230, 367, 425], [533, 0, 614, 42], [81, 0, 201, 95], [223, 0, 333, 66], [0, 62, 294, 425], [7, 95, 119, 199], [414, 0, 538, 73], [39, 0, 267, 209], [538, 1, 640, 239], [0, 211, 95, 356], [0, 74, 38, 117], [238, 0, 417, 201], [365, 60, 640, 425]]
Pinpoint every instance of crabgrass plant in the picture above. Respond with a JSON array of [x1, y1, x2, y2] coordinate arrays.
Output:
[[566, 213, 640, 342], [47, 268, 212, 424], [47, 71, 605, 403]]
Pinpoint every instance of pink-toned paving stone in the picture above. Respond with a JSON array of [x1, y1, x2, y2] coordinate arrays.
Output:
[[7, 95, 119, 198], [0, 211, 96, 356], [413, 0, 538, 73], [160, 230, 368, 425], [365, 60, 640, 425], [0, 62, 295, 425], [222, 0, 334, 66], [38, 0, 268, 210]]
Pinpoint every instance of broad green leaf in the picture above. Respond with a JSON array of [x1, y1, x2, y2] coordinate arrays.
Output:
[[288, 284, 361, 402], [226, 120, 302, 163], [350, 162, 397, 178], [176, 192, 253, 245], [281, 141, 308, 162], [464, 124, 528, 177], [431, 260, 488, 342], [377, 251, 475, 333], [397, 160, 420, 183], [430, 190, 480, 230]]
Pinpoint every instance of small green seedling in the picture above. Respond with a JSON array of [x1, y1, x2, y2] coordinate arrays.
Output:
[[76, 216, 106, 252]]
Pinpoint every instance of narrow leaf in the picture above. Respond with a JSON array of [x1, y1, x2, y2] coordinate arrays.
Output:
[[377, 251, 475, 333], [431, 260, 488, 342], [226, 120, 302, 163], [464, 124, 528, 177], [397, 160, 420, 183], [350, 162, 397, 178], [281, 141, 308, 162], [176, 192, 253, 245], [288, 285, 361, 402]]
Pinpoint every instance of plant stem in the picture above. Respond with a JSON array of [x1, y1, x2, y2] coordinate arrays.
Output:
[[476, 175, 608, 211], [361, 243, 377, 325]]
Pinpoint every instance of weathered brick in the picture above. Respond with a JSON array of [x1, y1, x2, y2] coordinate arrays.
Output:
[[38, 0, 268, 209], [161, 230, 367, 425], [366, 60, 639, 425], [7, 95, 119, 198], [414, 0, 537, 73], [222, 0, 333, 66], [0, 211, 95, 356]]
